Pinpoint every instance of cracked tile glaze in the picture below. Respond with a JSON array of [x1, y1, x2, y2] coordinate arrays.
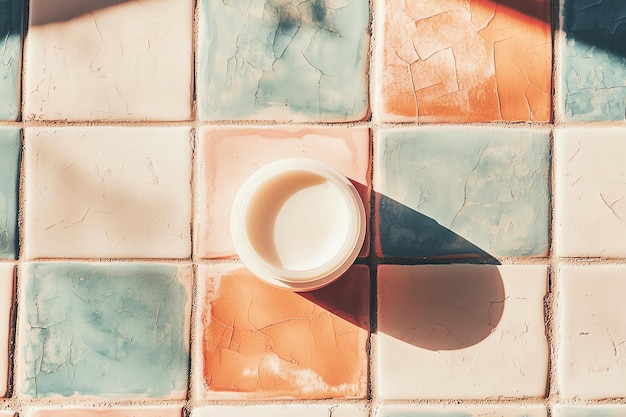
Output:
[[23, 127, 192, 259], [0, 0, 22, 120], [0, 263, 15, 397], [0, 128, 20, 260], [24, 0, 193, 121], [377, 405, 547, 417], [376, 0, 551, 122], [554, 406, 626, 417], [558, 265, 626, 399], [556, 128, 626, 257], [561, 0, 626, 121], [198, 0, 369, 121], [378, 265, 548, 399], [197, 263, 369, 399], [18, 262, 192, 399], [195, 404, 368, 417], [196, 126, 370, 259], [375, 127, 550, 258]]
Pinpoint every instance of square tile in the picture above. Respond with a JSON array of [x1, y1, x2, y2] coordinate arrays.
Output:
[[0, 0, 22, 120], [375, 127, 550, 258], [194, 404, 368, 417], [25, 407, 183, 417], [556, 128, 626, 257], [377, 406, 547, 417], [0, 263, 15, 398], [23, 127, 192, 259], [375, 0, 551, 122], [0, 128, 20, 260], [554, 406, 626, 417], [198, 0, 369, 121], [17, 262, 192, 399], [558, 265, 626, 399], [377, 264, 548, 399], [561, 0, 626, 121], [196, 126, 370, 259], [24, 0, 193, 121], [195, 263, 369, 399]]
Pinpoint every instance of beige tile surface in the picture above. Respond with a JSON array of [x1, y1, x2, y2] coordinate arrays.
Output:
[[0, 263, 14, 398], [194, 405, 368, 417]]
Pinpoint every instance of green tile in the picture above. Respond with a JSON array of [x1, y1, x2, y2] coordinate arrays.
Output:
[[0, 127, 20, 259]]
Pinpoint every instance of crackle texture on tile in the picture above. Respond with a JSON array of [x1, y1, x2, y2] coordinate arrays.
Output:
[[23, 127, 192, 259], [375, 127, 550, 258], [196, 126, 370, 259], [555, 128, 626, 257], [554, 406, 626, 417], [198, 0, 369, 121], [18, 262, 192, 399], [377, 405, 547, 417], [0, 263, 15, 398], [196, 263, 369, 399], [194, 404, 368, 417], [376, 0, 551, 122], [558, 265, 626, 399], [0, 0, 22, 120], [24, 0, 193, 121], [0, 128, 20, 260], [378, 264, 548, 399], [561, 0, 626, 121], [26, 407, 183, 417]]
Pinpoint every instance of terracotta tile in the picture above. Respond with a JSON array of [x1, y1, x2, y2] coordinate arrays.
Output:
[[0, 263, 15, 398], [375, 0, 551, 122], [197, 0, 369, 122], [25, 407, 183, 417], [555, 128, 626, 257], [0, 0, 22, 120], [194, 404, 368, 417], [377, 264, 548, 399], [24, 0, 193, 121], [377, 406, 547, 417], [23, 127, 192, 259], [561, 0, 626, 121], [196, 126, 370, 259], [17, 262, 192, 399], [195, 263, 369, 399], [375, 127, 550, 258], [558, 265, 626, 399], [554, 406, 626, 417], [0, 128, 20, 260]]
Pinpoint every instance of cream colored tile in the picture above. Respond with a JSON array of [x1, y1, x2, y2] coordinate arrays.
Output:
[[0, 263, 14, 398], [376, 406, 547, 417], [23, 127, 192, 259], [378, 264, 548, 399], [194, 405, 368, 417], [558, 264, 626, 399]]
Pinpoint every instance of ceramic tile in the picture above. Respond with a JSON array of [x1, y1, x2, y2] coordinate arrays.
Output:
[[558, 265, 626, 399], [0, 128, 20, 260], [195, 263, 369, 399], [197, 0, 369, 122], [0, 263, 15, 398], [24, 0, 193, 121], [196, 126, 370, 259], [23, 127, 192, 259], [375, 0, 551, 122], [555, 128, 626, 257], [194, 404, 368, 417], [0, 0, 22, 120], [375, 127, 550, 258], [554, 406, 626, 417], [377, 406, 547, 417], [26, 407, 183, 417], [561, 0, 626, 121], [377, 264, 548, 399], [17, 262, 192, 399]]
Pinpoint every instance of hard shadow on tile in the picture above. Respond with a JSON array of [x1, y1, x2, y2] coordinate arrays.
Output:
[[29, 0, 134, 25]]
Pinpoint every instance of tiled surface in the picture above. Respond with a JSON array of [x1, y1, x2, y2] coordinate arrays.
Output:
[[195, 404, 368, 417], [554, 406, 626, 417], [0, 128, 20, 260], [25, 408, 183, 417], [198, 0, 369, 122], [0, 263, 14, 398], [24, 0, 193, 121], [558, 265, 626, 400], [0, 0, 22, 121], [195, 263, 369, 399], [23, 127, 192, 259], [561, 0, 626, 121], [375, 0, 552, 122], [375, 127, 550, 258], [18, 262, 191, 399], [378, 264, 548, 399], [376, 406, 547, 417]]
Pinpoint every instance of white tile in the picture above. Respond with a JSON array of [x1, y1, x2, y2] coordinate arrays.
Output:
[[376, 406, 547, 417], [194, 405, 367, 417]]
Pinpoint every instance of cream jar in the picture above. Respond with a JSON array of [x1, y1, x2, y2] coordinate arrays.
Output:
[[231, 158, 366, 291]]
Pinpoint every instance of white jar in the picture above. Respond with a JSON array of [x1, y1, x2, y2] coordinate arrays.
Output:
[[231, 158, 366, 291]]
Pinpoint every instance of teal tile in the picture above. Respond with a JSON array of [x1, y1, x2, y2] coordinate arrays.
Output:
[[375, 127, 550, 258], [0, 0, 22, 120], [198, 0, 369, 122], [0, 128, 20, 260], [19, 262, 192, 399], [561, 0, 626, 121], [555, 406, 626, 417]]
